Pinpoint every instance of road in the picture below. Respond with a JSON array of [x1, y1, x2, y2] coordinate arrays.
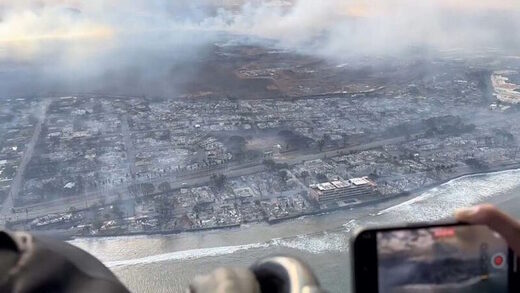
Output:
[[2, 135, 407, 222], [1, 99, 50, 225], [278, 136, 407, 163], [10, 164, 267, 221], [121, 114, 137, 180]]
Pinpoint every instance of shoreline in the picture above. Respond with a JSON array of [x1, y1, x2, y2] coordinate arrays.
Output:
[[67, 161, 520, 240]]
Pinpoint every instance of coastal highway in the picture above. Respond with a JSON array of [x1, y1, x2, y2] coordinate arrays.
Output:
[[0, 99, 50, 224], [1, 135, 406, 223], [278, 136, 407, 163], [4, 164, 267, 222]]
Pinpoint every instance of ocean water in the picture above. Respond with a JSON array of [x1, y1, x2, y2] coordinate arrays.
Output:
[[71, 169, 520, 292]]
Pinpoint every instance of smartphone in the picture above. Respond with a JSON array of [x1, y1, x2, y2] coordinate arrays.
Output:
[[352, 222, 518, 292]]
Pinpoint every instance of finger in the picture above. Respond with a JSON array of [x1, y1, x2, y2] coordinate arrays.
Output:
[[456, 204, 520, 255]]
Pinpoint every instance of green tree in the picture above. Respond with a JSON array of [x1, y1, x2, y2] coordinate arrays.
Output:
[[278, 170, 289, 184], [155, 195, 173, 226], [316, 173, 328, 183], [263, 159, 276, 170], [92, 218, 103, 231], [341, 133, 348, 147], [140, 183, 155, 195], [158, 181, 171, 193], [300, 171, 309, 184], [210, 174, 227, 190], [317, 139, 325, 151], [112, 201, 124, 219]]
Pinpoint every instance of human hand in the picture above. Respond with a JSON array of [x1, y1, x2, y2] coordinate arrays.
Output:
[[455, 204, 520, 255]]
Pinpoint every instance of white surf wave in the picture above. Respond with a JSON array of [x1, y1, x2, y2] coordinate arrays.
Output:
[[103, 168, 520, 269], [105, 232, 348, 269], [271, 231, 347, 254], [105, 242, 270, 268], [374, 168, 520, 222], [342, 219, 358, 232]]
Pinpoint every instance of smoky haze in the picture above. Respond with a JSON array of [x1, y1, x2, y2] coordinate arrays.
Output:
[[0, 0, 519, 97]]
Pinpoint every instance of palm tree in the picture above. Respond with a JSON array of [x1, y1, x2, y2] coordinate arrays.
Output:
[[300, 171, 309, 184]]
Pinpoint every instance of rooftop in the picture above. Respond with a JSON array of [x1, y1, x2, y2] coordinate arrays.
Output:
[[349, 177, 370, 186]]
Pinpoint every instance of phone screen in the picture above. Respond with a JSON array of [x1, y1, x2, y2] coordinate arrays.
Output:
[[376, 225, 509, 293]]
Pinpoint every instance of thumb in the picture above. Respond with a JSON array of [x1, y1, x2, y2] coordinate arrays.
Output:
[[455, 204, 520, 255]]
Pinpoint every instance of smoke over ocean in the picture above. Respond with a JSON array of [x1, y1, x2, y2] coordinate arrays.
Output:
[[1, 0, 519, 97]]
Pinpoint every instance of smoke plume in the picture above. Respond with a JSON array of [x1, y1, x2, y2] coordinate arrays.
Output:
[[0, 0, 519, 97]]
